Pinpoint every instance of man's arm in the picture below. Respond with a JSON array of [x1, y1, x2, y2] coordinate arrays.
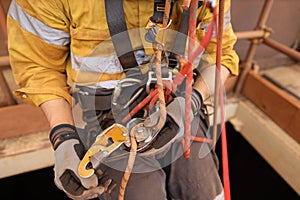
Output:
[[192, 0, 238, 100], [193, 65, 230, 101], [40, 99, 75, 129], [7, 0, 72, 107]]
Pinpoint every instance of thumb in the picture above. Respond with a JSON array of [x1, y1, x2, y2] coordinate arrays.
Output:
[[77, 172, 99, 189]]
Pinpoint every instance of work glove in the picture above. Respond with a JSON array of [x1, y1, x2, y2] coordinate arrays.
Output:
[[50, 124, 116, 200], [167, 88, 203, 127], [141, 89, 203, 155]]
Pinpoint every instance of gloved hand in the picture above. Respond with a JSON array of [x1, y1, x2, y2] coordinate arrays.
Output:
[[175, 85, 204, 114], [142, 89, 203, 154], [50, 124, 116, 200]]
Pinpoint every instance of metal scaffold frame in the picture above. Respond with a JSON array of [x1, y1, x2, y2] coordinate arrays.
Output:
[[234, 0, 300, 95]]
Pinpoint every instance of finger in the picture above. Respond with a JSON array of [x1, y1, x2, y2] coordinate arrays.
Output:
[[103, 179, 112, 189], [60, 170, 85, 196], [86, 193, 99, 199], [98, 174, 111, 185], [107, 182, 117, 194], [78, 186, 106, 200]]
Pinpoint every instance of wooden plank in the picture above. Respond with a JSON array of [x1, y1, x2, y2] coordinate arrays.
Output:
[[0, 131, 54, 178], [242, 70, 300, 143], [0, 104, 50, 139], [261, 65, 300, 100], [230, 100, 300, 195]]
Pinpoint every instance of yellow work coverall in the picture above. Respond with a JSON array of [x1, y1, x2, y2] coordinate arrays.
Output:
[[8, 0, 238, 106]]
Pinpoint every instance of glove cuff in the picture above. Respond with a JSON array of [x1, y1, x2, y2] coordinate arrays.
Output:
[[49, 124, 80, 150], [192, 88, 203, 113]]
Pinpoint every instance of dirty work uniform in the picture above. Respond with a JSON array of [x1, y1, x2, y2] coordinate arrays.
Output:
[[8, 0, 239, 199]]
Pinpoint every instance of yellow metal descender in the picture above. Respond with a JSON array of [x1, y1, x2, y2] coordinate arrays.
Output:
[[78, 123, 129, 178]]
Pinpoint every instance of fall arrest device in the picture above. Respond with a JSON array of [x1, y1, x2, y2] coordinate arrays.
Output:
[[78, 0, 220, 199]]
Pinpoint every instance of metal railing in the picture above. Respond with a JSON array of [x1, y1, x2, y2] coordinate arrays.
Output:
[[233, 0, 300, 95]]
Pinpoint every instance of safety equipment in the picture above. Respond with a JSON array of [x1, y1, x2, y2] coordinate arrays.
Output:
[[50, 124, 116, 200], [8, 0, 239, 107], [111, 74, 149, 124], [77, 88, 203, 178], [139, 89, 203, 155], [78, 123, 129, 178]]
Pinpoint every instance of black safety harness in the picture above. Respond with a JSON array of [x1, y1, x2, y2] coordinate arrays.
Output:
[[76, 0, 203, 111], [105, 0, 176, 70]]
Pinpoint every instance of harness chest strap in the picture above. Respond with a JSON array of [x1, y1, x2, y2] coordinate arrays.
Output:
[[104, 0, 176, 71], [104, 0, 138, 69]]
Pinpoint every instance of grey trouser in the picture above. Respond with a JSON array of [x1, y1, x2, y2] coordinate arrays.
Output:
[[81, 110, 223, 200]]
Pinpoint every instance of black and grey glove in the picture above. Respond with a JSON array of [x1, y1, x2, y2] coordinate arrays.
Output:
[[142, 89, 203, 155], [50, 124, 116, 200], [164, 88, 204, 136], [160, 89, 203, 141]]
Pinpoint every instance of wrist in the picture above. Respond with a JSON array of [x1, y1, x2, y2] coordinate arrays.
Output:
[[50, 124, 80, 150], [191, 88, 203, 113], [193, 81, 209, 101], [40, 99, 75, 129]]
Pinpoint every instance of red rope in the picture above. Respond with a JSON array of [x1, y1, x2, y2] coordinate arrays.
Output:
[[122, 89, 158, 124], [190, 136, 213, 143], [215, 0, 231, 199], [121, 0, 219, 160], [120, 1, 231, 199], [181, 0, 198, 158]]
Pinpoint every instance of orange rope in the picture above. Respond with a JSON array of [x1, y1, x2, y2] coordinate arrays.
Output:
[[190, 136, 213, 143], [118, 134, 137, 200], [118, 1, 172, 199], [151, 0, 172, 132], [152, 46, 167, 132]]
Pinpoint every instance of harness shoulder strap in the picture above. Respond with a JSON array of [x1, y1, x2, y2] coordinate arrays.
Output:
[[104, 0, 138, 70]]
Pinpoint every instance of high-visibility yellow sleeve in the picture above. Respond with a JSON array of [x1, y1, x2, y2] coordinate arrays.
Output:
[[8, 0, 72, 106], [196, 0, 239, 75]]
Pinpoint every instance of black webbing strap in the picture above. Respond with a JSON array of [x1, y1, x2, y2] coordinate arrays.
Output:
[[104, 0, 138, 70], [152, 0, 174, 24], [172, 8, 190, 56]]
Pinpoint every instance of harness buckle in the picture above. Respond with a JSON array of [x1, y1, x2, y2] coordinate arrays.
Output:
[[155, 3, 165, 12], [146, 71, 173, 93]]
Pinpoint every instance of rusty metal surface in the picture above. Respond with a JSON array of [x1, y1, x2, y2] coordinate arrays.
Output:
[[264, 38, 300, 62], [233, 0, 300, 96]]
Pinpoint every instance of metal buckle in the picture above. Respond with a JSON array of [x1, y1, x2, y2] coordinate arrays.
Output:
[[146, 71, 173, 93], [155, 3, 165, 12]]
